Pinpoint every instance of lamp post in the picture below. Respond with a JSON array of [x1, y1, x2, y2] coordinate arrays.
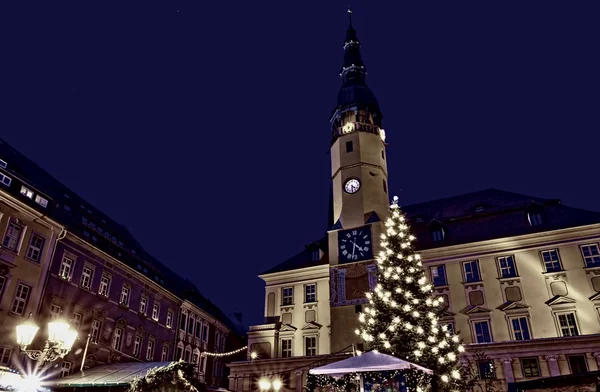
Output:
[[16, 313, 78, 368]]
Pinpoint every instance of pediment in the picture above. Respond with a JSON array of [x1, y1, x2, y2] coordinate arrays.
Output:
[[279, 324, 297, 332], [590, 292, 600, 302], [440, 310, 455, 318], [545, 295, 576, 306], [464, 306, 492, 315], [301, 321, 322, 330], [329, 220, 343, 231], [497, 301, 530, 312]]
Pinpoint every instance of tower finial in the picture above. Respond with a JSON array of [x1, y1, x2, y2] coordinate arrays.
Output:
[[347, 6, 353, 27]]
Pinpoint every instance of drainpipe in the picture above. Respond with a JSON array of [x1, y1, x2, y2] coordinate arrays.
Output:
[[35, 228, 67, 318]]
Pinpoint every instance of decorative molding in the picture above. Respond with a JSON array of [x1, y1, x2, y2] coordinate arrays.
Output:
[[545, 295, 576, 307], [589, 292, 600, 302], [500, 358, 513, 364], [544, 355, 559, 361], [464, 306, 492, 315], [301, 321, 322, 331], [497, 301, 530, 312], [279, 324, 297, 332]]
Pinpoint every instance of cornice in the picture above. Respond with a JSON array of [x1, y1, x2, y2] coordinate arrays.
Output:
[[331, 162, 388, 180], [259, 264, 330, 285], [464, 334, 600, 355], [421, 224, 600, 263], [0, 191, 64, 230]]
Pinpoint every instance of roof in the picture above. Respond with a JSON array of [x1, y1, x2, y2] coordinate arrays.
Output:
[[48, 361, 173, 387], [0, 138, 238, 332], [260, 235, 329, 275], [262, 189, 600, 274]]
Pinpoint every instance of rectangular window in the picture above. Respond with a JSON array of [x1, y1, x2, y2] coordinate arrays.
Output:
[[0, 159, 6, 169], [478, 360, 495, 379], [202, 323, 209, 342], [383, 179, 387, 193], [431, 265, 447, 286], [72, 312, 83, 330], [521, 358, 540, 377], [281, 339, 292, 358], [463, 260, 481, 283], [473, 320, 492, 343], [541, 249, 562, 272], [282, 287, 293, 306], [112, 327, 123, 351], [139, 295, 148, 314], [91, 320, 102, 343], [26, 234, 45, 262], [120, 286, 130, 306], [80, 266, 93, 289], [557, 312, 579, 336], [11, 283, 31, 315], [305, 284, 316, 303], [381, 150, 385, 160], [60, 361, 72, 378], [581, 244, 600, 268], [0, 276, 5, 301], [188, 316, 195, 335], [510, 317, 531, 341], [161, 345, 169, 361], [180, 313, 187, 332], [20, 186, 34, 199], [195, 319, 202, 339], [59, 255, 74, 280], [305, 336, 317, 356], [345, 141, 353, 152], [99, 274, 111, 296], [50, 304, 62, 319], [431, 229, 444, 242], [0, 347, 13, 365], [568, 355, 587, 374], [497, 255, 517, 278], [133, 335, 142, 357], [35, 195, 48, 208], [152, 303, 160, 321], [166, 310, 173, 328], [442, 323, 455, 335], [528, 212, 543, 226], [3, 221, 23, 251], [0, 173, 12, 187]]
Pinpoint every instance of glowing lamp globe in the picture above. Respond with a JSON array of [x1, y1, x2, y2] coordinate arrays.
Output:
[[16, 315, 39, 347], [63, 328, 78, 350], [258, 379, 271, 390], [47, 319, 70, 344], [272, 379, 282, 391]]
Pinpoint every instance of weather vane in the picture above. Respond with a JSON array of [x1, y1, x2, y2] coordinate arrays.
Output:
[[347, 6, 353, 26]]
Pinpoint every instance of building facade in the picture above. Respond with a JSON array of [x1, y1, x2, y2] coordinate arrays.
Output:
[[227, 14, 600, 392], [0, 154, 64, 369], [0, 140, 243, 388]]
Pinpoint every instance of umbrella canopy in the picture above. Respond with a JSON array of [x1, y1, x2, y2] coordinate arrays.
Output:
[[309, 351, 433, 375]]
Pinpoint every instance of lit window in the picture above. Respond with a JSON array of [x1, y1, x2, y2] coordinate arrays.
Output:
[[11, 283, 31, 315], [463, 260, 481, 283], [50, 304, 62, 319], [20, 186, 34, 199], [26, 234, 45, 262], [139, 295, 148, 314], [152, 303, 160, 321], [120, 286, 130, 306], [80, 266, 93, 289], [497, 255, 517, 278], [91, 320, 102, 343], [305, 284, 316, 303], [58, 255, 74, 280], [112, 328, 123, 350], [166, 310, 173, 328], [161, 345, 169, 361], [34, 195, 48, 208], [581, 244, 600, 268], [133, 335, 142, 357], [282, 287, 293, 306], [541, 249, 562, 272], [99, 274, 111, 297]]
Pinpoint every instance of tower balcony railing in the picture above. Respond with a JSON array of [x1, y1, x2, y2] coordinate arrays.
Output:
[[334, 121, 380, 137]]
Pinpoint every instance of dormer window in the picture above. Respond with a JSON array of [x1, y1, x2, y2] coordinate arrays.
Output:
[[0, 159, 7, 169], [312, 249, 320, 261], [20, 186, 34, 199], [432, 229, 444, 242], [475, 206, 484, 213], [528, 212, 543, 226]]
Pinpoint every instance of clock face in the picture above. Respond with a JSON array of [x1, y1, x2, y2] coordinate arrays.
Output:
[[338, 226, 373, 263], [344, 178, 361, 194]]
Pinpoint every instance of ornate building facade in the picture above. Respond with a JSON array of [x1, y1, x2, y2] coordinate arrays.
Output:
[[0, 139, 242, 388], [227, 13, 600, 392]]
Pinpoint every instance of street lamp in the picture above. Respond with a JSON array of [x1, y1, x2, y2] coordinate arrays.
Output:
[[16, 313, 78, 367]]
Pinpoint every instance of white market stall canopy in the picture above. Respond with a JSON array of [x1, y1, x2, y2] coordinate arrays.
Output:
[[309, 351, 433, 376]]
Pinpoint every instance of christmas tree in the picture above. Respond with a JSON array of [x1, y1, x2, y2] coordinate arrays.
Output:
[[356, 196, 468, 392]]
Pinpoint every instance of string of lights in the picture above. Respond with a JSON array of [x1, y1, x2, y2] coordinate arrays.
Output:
[[201, 345, 248, 358]]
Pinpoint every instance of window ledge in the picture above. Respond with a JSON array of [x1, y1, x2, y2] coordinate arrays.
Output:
[[583, 266, 600, 275], [542, 270, 566, 278], [462, 281, 483, 287], [433, 284, 449, 290], [498, 276, 520, 282]]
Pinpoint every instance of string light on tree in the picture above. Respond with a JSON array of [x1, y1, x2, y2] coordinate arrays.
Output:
[[356, 195, 470, 391]]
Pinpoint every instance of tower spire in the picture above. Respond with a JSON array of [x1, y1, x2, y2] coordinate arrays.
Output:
[[347, 6, 353, 28]]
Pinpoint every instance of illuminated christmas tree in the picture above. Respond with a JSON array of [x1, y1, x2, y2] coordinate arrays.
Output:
[[356, 196, 468, 392]]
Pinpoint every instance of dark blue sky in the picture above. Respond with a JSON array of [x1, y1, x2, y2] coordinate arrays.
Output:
[[2, 2, 599, 327]]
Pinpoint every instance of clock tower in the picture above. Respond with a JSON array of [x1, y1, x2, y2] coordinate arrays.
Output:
[[328, 10, 389, 352]]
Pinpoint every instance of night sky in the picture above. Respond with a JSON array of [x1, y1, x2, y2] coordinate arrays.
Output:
[[2, 2, 599, 327]]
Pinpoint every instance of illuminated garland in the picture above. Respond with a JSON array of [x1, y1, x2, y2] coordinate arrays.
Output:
[[202, 345, 248, 358], [306, 369, 431, 392]]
